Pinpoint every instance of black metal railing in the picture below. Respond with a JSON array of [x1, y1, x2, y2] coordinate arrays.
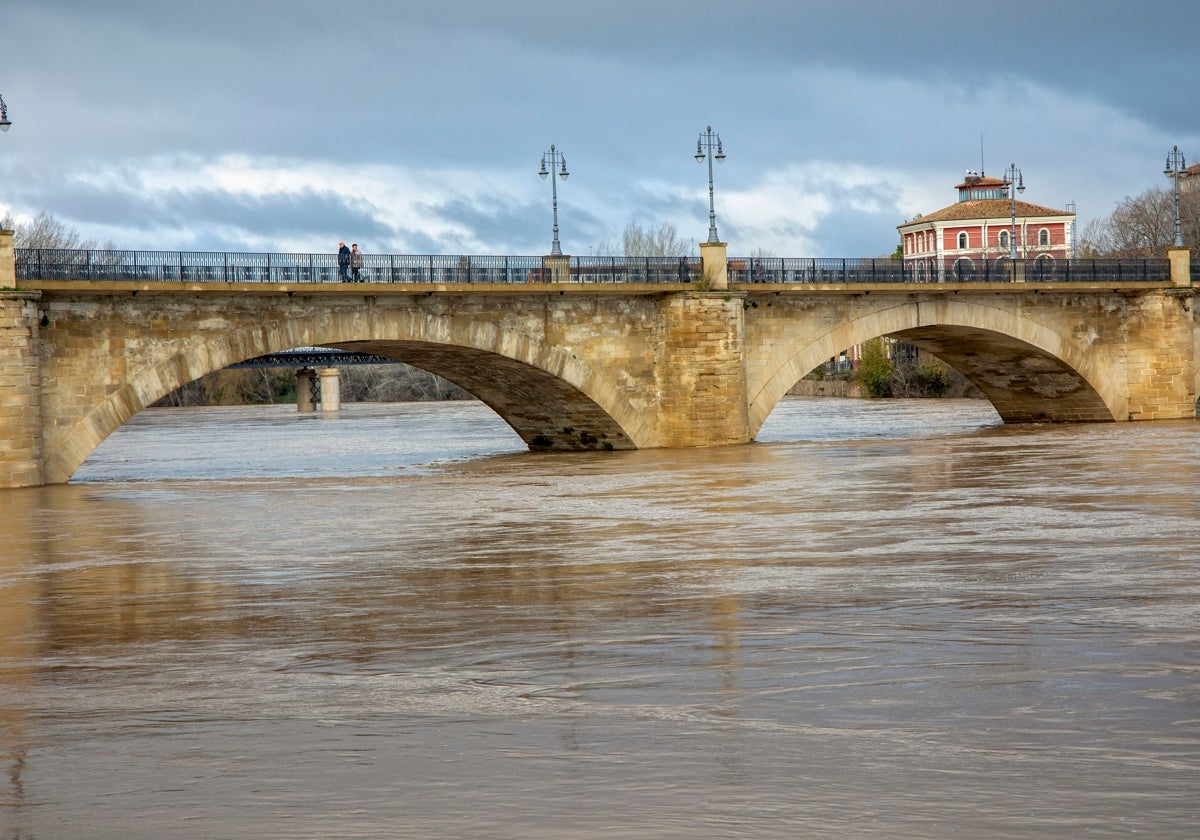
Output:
[[13, 248, 1174, 286], [729, 256, 1173, 284], [13, 249, 701, 285]]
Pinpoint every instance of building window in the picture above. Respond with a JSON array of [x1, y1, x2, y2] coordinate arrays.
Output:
[[1039, 228, 1050, 246], [998, 229, 1009, 249], [957, 231, 968, 250]]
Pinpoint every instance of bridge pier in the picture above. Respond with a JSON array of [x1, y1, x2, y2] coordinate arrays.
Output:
[[0, 290, 45, 488], [1, 230, 45, 486], [655, 289, 751, 447], [296, 368, 316, 412], [295, 367, 340, 412]]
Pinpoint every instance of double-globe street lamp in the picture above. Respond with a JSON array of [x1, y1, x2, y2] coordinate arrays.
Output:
[[1003, 162, 1025, 261], [1165, 145, 1187, 249], [695, 125, 726, 244], [538, 144, 569, 256]]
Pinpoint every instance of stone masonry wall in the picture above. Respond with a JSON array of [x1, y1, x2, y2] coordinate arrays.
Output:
[[654, 292, 750, 447], [0, 292, 44, 487]]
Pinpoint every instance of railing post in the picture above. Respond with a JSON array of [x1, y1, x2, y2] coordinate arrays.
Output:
[[699, 241, 728, 290], [1168, 248, 1190, 286], [0, 229, 14, 288]]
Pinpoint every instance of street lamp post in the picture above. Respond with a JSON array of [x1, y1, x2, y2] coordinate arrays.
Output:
[[694, 125, 726, 244], [0, 94, 11, 132], [1165, 145, 1187, 249], [1004, 162, 1025, 260], [538, 144, 569, 256]]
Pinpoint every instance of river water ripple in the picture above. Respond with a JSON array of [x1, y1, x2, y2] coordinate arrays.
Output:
[[1, 397, 1198, 838]]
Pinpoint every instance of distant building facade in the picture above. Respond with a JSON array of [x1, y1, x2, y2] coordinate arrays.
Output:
[[897, 171, 1076, 281], [1180, 161, 1200, 195]]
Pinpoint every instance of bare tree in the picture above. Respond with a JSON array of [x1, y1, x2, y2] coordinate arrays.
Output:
[[1078, 184, 1200, 258], [2, 210, 115, 250], [340, 364, 471, 402], [597, 222, 691, 257], [154, 363, 472, 407]]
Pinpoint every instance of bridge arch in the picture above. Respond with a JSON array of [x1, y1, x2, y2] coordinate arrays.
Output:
[[747, 297, 1124, 437], [43, 304, 648, 484]]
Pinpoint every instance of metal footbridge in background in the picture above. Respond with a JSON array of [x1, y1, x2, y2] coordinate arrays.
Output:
[[230, 347, 401, 368]]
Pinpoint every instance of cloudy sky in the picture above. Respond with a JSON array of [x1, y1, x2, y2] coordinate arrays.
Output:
[[2, 0, 1197, 258]]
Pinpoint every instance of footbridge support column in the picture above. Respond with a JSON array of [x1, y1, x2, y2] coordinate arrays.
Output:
[[296, 368, 316, 412], [317, 367, 341, 412]]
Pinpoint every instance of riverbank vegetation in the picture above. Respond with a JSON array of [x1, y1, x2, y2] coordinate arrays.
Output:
[[153, 365, 471, 407]]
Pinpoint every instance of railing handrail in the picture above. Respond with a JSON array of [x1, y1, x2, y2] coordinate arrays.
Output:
[[13, 247, 1174, 285], [728, 255, 1172, 284]]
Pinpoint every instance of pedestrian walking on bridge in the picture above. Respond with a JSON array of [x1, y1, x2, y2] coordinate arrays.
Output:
[[338, 241, 351, 281]]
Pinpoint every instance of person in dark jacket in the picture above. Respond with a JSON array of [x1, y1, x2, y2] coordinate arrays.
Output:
[[338, 241, 351, 281]]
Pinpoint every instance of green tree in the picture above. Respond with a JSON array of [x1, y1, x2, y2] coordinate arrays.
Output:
[[853, 337, 894, 398]]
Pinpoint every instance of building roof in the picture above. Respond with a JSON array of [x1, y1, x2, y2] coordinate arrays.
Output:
[[898, 198, 1074, 229], [954, 174, 1008, 190]]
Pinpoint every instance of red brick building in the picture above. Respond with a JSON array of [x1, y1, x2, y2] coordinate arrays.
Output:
[[897, 171, 1075, 281]]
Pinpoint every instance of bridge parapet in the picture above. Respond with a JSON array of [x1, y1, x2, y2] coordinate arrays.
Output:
[[12, 246, 1179, 287], [14, 248, 700, 287]]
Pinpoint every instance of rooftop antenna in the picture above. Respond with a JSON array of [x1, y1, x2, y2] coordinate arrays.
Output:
[[980, 135, 985, 176]]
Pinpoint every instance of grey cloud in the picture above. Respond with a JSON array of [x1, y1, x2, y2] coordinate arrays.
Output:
[[5, 0, 1196, 257]]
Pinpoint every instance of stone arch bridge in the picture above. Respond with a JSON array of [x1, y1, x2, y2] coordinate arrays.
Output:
[[1, 234, 1196, 487]]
